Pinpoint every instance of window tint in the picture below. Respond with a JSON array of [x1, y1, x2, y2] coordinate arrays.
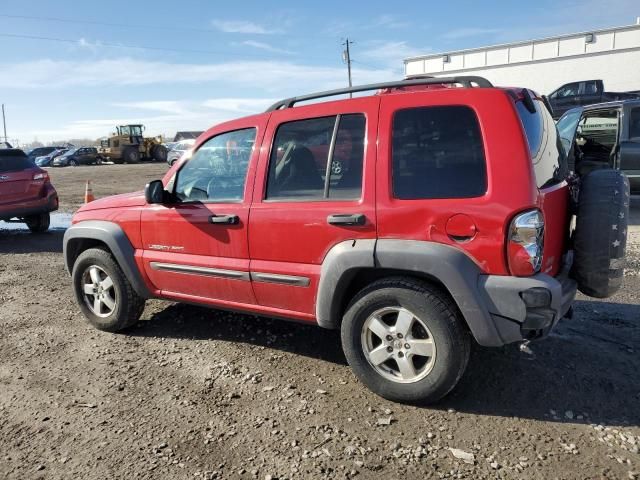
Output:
[[516, 99, 567, 188], [266, 114, 365, 201], [391, 106, 486, 199], [175, 128, 256, 202], [0, 151, 33, 173], [631, 108, 640, 139], [556, 109, 582, 149]]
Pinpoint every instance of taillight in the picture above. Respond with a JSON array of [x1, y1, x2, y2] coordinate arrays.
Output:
[[507, 209, 544, 276], [33, 172, 49, 181]]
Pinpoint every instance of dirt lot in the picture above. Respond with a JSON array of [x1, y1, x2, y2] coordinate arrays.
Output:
[[0, 164, 639, 479]]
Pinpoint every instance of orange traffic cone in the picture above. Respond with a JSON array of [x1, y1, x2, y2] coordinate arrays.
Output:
[[84, 180, 95, 203]]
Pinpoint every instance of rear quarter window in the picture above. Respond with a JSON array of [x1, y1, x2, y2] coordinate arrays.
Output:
[[392, 106, 487, 199], [516, 99, 567, 188]]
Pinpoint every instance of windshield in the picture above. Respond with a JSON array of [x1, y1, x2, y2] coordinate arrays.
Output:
[[62, 148, 78, 157]]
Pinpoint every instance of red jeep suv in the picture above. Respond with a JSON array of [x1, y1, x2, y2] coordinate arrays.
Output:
[[63, 77, 629, 403], [0, 147, 59, 232]]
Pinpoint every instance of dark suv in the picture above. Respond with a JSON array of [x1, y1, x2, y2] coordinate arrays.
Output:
[[63, 77, 629, 403], [53, 147, 102, 167]]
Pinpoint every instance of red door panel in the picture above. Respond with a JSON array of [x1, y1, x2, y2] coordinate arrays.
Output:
[[141, 114, 268, 305], [248, 97, 379, 317]]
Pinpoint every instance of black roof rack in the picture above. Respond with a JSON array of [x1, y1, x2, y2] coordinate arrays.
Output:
[[265, 76, 493, 112]]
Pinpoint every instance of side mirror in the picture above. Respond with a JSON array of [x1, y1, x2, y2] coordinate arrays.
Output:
[[145, 180, 165, 204]]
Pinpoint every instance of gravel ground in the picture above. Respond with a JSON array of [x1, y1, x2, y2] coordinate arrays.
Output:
[[0, 163, 639, 479]]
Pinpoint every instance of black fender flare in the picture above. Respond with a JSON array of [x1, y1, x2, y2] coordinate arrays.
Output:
[[317, 239, 505, 347], [63, 220, 152, 298]]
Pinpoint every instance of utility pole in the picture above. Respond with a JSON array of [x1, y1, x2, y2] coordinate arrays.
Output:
[[342, 39, 354, 98], [1, 104, 6, 143]]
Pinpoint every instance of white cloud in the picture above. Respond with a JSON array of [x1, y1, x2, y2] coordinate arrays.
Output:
[[442, 28, 502, 40], [360, 41, 428, 69], [110, 101, 188, 115], [211, 20, 279, 34], [5, 57, 394, 142], [237, 40, 294, 55], [0, 58, 391, 91]]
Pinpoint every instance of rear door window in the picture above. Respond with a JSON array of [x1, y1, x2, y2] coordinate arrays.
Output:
[[630, 107, 640, 140], [0, 151, 33, 172], [391, 106, 487, 199], [516, 99, 567, 188], [266, 114, 365, 201]]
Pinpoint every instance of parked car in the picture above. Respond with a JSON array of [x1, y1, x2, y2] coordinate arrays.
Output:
[[0, 148, 59, 232], [52, 147, 102, 167], [35, 148, 69, 167], [63, 77, 629, 404], [548, 79, 640, 119], [557, 99, 640, 193], [166, 139, 196, 166], [26, 146, 67, 163]]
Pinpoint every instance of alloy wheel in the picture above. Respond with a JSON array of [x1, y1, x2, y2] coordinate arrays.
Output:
[[361, 306, 436, 384], [81, 265, 117, 318]]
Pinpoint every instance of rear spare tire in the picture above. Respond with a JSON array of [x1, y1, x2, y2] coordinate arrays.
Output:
[[572, 169, 630, 298]]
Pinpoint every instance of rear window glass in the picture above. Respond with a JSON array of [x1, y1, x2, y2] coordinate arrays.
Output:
[[392, 106, 486, 199], [516, 99, 567, 188], [0, 151, 34, 173]]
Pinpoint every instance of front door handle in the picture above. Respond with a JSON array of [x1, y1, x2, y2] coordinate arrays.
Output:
[[327, 213, 366, 226], [209, 214, 239, 225]]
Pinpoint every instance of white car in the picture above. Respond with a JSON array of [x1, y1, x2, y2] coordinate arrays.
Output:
[[167, 139, 196, 166]]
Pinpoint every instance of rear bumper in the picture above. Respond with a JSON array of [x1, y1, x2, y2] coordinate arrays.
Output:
[[478, 254, 577, 344], [0, 189, 59, 221]]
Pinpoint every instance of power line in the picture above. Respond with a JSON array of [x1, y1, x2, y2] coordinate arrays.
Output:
[[0, 13, 344, 41], [0, 31, 340, 62]]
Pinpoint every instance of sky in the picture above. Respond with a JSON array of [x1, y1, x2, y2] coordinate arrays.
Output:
[[0, 0, 638, 144]]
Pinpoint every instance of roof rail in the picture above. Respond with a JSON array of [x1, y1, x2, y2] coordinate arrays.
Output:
[[265, 76, 493, 112]]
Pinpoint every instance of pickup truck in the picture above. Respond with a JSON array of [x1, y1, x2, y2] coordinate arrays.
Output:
[[557, 99, 640, 193], [548, 80, 640, 119]]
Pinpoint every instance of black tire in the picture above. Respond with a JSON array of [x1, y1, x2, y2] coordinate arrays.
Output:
[[71, 248, 145, 332], [151, 144, 168, 163], [25, 212, 50, 233], [69, 159, 79, 167], [112, 156, 124, 165], [341, 277, 470, 404], [572, 169, 630, 298], [123, 147, 140, 164]]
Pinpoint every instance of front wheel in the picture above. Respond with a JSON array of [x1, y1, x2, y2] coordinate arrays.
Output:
[[25, 212, 50, 233], [341, 277, 470, 404], [69, 159, 79, 167], [71, 248, 145, 332]]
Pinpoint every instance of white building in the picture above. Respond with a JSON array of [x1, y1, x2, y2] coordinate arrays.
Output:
[[404, 20, 640, 95]]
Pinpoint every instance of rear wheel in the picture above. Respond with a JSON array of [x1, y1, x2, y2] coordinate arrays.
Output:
[[151, 144, 168, 163], [71, 248, 145, 332], [341, 277, 470, 404], [25, 212, 50, 233], [123, 147, 140, 164]]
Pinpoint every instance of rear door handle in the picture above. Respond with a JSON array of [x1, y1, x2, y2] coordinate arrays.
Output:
[[327, 213, 366, 226], [209, 214, 239, 225]]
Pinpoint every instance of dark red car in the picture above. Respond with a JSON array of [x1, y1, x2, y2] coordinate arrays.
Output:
[[63, 77, 629, 404], [0, 148, 59, 232]]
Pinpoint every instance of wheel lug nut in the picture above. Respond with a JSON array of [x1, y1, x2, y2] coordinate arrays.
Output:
[[386, 335, 393, 341], [386, 346, 393, 353], [397, 333, 403, 339], [398, 351, 405, 358], [405, 343, 410, 349]]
